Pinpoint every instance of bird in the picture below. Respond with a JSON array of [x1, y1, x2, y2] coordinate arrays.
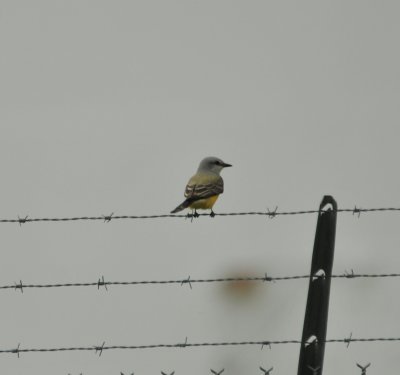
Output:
[[171, 156, 232, 217]]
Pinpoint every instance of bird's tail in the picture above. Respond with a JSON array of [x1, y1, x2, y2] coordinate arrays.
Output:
[[171, 199, 191, 213]]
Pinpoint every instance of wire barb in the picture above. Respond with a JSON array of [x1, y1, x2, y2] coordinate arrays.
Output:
[[210, 369, 224, 375], [12, 343, 20, 358], [353, 206, 362, 218], [261, 341, 271, 350], [14, 280, 23, 293], [102, 212, 114, 223], [356, 363, 371, 375], [17, 215, 29, 226], [186, 210, 199, 222], [97, 276, 108, 291], [181, 276, 192, 289], [259, 366, 273, 374], [344, 332, 353, 348], [263, 273, 274, 283], [307, 365, 321, 375], [177, 337, 188, 348], [266, 207, 278, 219], [94, 341, 105, 357], [344, 269, 355, 278]]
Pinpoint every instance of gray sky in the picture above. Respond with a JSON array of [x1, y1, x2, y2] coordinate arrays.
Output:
[[1, 1, 400, 374]]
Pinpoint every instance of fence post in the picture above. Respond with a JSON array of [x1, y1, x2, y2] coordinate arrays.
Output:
[[297, 196, 337, 375]]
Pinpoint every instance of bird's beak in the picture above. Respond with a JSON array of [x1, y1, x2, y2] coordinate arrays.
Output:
[[222, 162, 232, 168]]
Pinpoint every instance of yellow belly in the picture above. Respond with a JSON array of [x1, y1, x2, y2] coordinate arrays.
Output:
[[189, 195, 219, 210]]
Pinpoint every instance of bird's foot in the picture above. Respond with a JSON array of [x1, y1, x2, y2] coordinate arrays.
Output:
[[209, 210, 215, 218], [186, 210, 199, 222]]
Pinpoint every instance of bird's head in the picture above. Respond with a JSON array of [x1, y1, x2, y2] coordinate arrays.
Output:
[[197, 156, 232, 174]]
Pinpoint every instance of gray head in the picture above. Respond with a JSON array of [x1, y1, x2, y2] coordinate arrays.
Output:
[[197, 156, 232, 174]]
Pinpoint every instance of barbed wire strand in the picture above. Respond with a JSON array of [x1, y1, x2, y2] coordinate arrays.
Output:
[[1, 272, 399, 291], [2, 207, 400, 224], [2, 337, 400, 356]]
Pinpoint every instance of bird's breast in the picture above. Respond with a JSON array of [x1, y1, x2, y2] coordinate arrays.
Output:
[[189, 195, 219, 209]]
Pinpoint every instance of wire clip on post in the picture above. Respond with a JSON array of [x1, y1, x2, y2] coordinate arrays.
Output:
[[297, 196, 337, 375]]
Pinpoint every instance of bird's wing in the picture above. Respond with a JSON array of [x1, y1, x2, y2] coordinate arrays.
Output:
[[184, 174, 224, 200]]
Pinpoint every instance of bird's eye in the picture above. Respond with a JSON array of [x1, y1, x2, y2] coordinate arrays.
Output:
[[214, 161, 221, 165]]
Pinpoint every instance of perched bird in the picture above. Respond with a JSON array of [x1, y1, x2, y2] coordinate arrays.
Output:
[[171, 156, 232, 216]]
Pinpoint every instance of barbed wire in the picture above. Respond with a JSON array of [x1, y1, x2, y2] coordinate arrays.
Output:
[[2, 336, 400, 357], [2, 271, 399, 292], [2, 206, 400, 224], [64, 364, 371, 375], [65, 363, 372, 375]]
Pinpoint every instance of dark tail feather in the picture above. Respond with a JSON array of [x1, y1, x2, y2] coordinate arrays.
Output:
[[171, 199, 191, 213]]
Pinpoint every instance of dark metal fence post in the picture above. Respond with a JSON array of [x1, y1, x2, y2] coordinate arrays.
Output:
[[297, 196, 337, 375]]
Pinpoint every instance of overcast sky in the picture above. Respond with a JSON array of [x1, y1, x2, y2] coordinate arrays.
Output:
[[1, 1, 400, 374]]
